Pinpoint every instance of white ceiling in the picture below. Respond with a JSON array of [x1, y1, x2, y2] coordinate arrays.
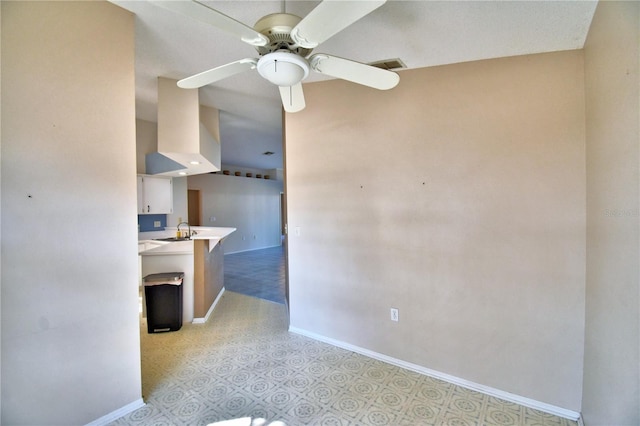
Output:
[[111, 0, 597, 170]]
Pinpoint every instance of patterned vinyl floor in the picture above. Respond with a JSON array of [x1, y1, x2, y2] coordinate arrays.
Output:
[[113, 248, 577, 426]]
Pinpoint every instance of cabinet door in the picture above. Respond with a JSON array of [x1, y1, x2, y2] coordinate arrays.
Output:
[[141, 175, 173, 214]]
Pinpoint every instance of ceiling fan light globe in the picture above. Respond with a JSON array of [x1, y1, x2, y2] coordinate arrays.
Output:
[[257, 52, 309, 87]]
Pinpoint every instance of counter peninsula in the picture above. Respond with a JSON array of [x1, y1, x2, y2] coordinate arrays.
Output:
[[138, 226, 236, 324]]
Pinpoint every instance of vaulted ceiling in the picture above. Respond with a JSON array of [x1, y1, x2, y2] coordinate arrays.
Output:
[[111, 0, 597, 170]]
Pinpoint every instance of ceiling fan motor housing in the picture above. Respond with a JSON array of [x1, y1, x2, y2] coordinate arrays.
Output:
[[253, 13, 313, 57], [257, 52, 310, 87]]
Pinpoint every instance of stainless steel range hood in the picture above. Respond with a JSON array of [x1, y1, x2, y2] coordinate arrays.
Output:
[[146, 77, 221, 176]]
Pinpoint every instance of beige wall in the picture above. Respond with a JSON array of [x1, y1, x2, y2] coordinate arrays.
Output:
[[1, 2, 142, 424], [285, 51, 586, 411], [583, 2, 640, 425], [188, 173, 283, 253], [136, 118, 158, 174]]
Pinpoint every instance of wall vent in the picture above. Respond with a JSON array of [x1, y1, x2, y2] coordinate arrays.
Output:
[[368, 58, 407, 70]]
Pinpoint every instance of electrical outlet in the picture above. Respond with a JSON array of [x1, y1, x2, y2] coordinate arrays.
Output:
[[153, 221, 161, 228], [253, 235, 257, 240], [210, 216, 216, 222], [242, 236, 246, 241], [390, 308, 399, 322]]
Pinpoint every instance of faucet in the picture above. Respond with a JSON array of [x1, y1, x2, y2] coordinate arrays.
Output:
[[177, 221, 191, 239]]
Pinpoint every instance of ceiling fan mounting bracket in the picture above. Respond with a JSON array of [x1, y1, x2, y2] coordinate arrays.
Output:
[[253, 13, 313, 57]]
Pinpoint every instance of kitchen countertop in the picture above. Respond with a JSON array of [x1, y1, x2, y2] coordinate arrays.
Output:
[[139, 226, 236, 256]]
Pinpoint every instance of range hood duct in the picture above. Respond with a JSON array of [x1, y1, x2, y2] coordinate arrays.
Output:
[[146, 77, 221, 176]]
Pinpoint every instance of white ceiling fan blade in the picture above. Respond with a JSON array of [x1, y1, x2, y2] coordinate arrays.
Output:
[[177, 59, 258, 89], [150, 0, 269, 47], [279, 83, 306, 113], [291, 0, 386, 49], [309, 54, 399, 90]]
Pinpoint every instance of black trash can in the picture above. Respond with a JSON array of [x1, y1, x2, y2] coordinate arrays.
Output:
[[143, 272, 184, 333]]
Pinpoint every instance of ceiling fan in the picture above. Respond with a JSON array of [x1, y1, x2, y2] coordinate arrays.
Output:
[[151, 0, 400, 113]]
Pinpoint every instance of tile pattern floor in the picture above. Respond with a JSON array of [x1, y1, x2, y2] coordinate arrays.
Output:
[[113, 248, 577, 426]]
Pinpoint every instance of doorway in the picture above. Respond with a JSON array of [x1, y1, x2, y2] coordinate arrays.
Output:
[[188, 189, 201, 226]]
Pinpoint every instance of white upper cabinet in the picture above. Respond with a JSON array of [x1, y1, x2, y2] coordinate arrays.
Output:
[[138, 175, 173, 214]]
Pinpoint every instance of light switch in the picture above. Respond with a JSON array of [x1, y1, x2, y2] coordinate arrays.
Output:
[[153, 221, 161, 228]]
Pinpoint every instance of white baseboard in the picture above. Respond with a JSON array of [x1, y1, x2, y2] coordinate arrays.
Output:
[[289, 327, 581, 422], [224, 244, 282, 255], [85, 398, 145, 426], [192, 287, 225, 324]]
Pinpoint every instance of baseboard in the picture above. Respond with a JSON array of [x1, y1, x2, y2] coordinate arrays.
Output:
[[192, 287, 225, 324], [224, 244, 282, 255], [85, 398, 145, 426], [289, 327, 581, 422]]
